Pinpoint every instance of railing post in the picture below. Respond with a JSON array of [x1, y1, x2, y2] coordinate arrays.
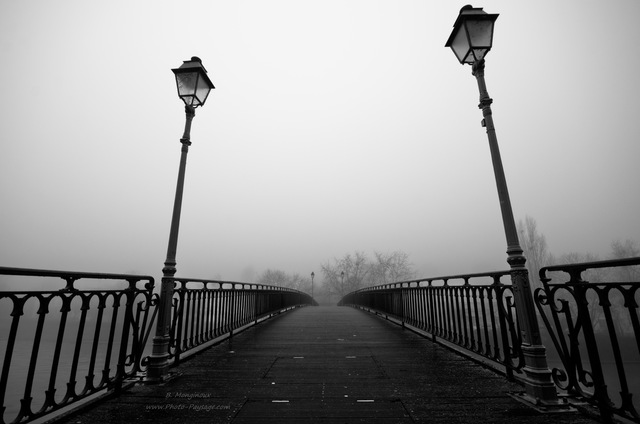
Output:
[[173, 286, 185, 366], [254, 289, 259, 325], [229, 286, 236, 338], [572, 282, 614, 423], [400, 287, 405, 328], [114, 281, 135, 391], [429, 282, 437, 343], [495, 277, 514, 381]]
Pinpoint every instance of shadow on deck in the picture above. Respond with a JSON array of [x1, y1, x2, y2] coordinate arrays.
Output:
[[54, 306, 598, 424]]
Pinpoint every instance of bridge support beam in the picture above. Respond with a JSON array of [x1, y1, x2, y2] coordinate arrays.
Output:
[[472, 60, 568, 411]]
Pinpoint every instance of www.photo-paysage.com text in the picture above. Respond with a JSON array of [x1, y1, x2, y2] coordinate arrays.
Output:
[[146, 403, 230, 412]]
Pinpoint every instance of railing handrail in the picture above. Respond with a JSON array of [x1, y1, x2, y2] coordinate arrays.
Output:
[[349, 269, 512, 293], [540, 257, 640, 283], [0, 266, 154, 283], [170, 276, 307, 293]]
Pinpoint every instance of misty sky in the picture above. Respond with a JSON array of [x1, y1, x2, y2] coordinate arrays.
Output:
[[1, 1, 639, 284]]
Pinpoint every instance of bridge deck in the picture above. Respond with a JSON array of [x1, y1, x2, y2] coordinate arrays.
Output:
[[57, 306, 597, 423]]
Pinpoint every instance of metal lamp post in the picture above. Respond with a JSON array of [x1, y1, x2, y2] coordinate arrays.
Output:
[[311, 272, 315, 300], [340, 271, 344, 297], [147, 57, 215, 381], [445, 6, 564, 409]]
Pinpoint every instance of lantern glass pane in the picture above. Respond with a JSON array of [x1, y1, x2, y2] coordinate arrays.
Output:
[[450, 25, 470, 64], [184, 96, 197, 107], [195, 76, 212, 106], [472, 48, 489, 61], [466, 20, 493, 49], [175, 72, 198, 97]]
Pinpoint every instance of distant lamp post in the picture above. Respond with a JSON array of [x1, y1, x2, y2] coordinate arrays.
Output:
[[445, 6, 564, 410], [340, 271, 345, 297], [311, 272, 315, 300], [147, 57, 215, 381]]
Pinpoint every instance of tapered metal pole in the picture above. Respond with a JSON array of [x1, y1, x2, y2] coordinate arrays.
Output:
[[472, 59, 560, 406], [147, 105, 196, 381], [311, 272, 314, 300]]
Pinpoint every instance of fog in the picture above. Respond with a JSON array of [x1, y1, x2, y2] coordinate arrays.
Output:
[[1, 1, 639, 284]]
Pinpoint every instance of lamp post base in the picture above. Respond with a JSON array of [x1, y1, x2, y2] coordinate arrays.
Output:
[[145, 339, 182, 384], [509, 344, 576, 412], [146, 272, 177, 382], [145, 335, 171, 383], [144, 371, 181, 385], [508, 391, 576, 414]]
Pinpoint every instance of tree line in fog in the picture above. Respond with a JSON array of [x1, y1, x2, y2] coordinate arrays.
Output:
[[517, 215, 640, 290], [253, 215, 638, 306], [257, 250, 415, 304]]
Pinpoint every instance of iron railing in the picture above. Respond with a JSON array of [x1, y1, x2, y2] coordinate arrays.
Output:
[[0, 267, 157, 424], [1, 269, 315, 424], [535, 257, 640, 423], [164, 278, 315, 366], [339, 270, 525, 379]]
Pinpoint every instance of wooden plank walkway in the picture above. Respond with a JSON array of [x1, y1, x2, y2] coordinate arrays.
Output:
[[55, 306, 599, 423]]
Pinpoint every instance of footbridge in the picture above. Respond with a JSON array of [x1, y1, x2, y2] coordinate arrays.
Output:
[[1, 259, 639, 423]]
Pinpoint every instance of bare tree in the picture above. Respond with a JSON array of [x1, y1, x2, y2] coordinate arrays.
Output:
[[370, 251, 415, 286], [549, 252, 607, 331], [257, 269, 311, 293], [543, 240, 640, 336], [288, 272, 308, 292], [607, 239, 640, 334], [517, 215, 549, 291], [321, 251, 370, 298], [610, 239, 640, 282], [258, 269, 289, 287]]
